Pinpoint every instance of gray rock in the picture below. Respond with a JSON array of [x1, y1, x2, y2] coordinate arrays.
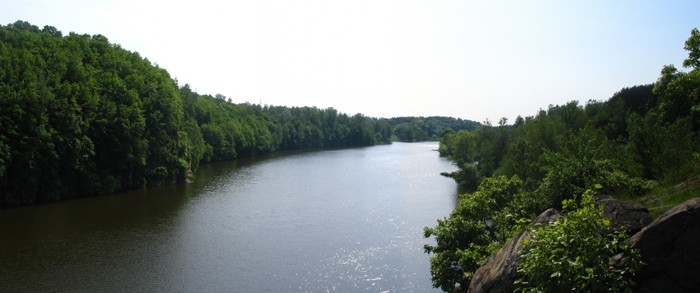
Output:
[[467, 208, 561, 293], [597, 195, 652, 235], [629, 197, 700, 293]]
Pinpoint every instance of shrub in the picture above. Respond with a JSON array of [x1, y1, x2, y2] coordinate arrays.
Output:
[[516, 192, 642, 292], [424, 176, 525, 292]]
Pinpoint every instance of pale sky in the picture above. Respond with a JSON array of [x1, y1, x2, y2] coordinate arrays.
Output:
[[2, 1, 699, 122]]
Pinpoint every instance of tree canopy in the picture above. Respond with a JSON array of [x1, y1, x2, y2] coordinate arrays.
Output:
[[386, 116, 481, 142], [0, 21, 392, 206], [426, 28, 700, 292]]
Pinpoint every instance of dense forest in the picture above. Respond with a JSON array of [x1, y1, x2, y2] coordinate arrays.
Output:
[[0, 21, 400, 206], [387, 116, 481, 142], [425, 29, 700, 292]]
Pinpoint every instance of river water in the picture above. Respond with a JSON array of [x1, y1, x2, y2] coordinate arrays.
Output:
[[0, 142, 458, 292]]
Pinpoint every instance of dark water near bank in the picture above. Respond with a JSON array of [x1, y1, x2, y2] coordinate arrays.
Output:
[[0, 142, 458, 292]]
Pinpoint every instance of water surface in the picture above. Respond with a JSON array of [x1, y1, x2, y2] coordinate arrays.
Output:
[[0, 142, 458, 292]]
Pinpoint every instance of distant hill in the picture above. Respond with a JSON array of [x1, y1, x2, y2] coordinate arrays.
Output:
[[387, 116, 482, 142]]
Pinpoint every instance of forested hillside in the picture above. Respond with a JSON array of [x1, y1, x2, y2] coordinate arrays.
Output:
[[0, 21, 391, 206], [387, 116, 481, 142], [425, 29, 700, 292]]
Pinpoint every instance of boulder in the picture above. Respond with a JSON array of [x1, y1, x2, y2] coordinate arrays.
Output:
[[467, 208, 561, 293], [597, 195, 652, 234], [629, 197, 700, 293]]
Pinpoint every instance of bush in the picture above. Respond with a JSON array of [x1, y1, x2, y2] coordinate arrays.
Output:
[[147, 166, 168, 181], [516, 192, 642, 292], [424, 176, 525, 292]]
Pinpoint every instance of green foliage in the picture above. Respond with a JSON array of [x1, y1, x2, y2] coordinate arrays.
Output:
[[473, 120, 511, 178], [393, 122, 428, 142], [0, 21, 393, 205], [628, 112, 696, 181], [587, 85, 657, 139], [424, 176, 528, 292], [683, 28, 700, 69], [427, 65, 664, 293], [427, 27, 700, 293], [631, 177, 700, 218], [0, 21, 162, 202], [516, 193, 642, 292], [535, 126, 656, 208], [438, 121, 511, 190], [439, 130, 481, 189], [428, 85, 660, 292], [388, 116, 481, 142]]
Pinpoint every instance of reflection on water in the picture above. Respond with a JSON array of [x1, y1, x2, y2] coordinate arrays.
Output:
[[0, 142, 457, 292]]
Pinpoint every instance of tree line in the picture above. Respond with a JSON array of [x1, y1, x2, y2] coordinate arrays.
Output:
[[425, 29, 700, 291], [0, 21, 394, 206], [386, 116, 481, 142]]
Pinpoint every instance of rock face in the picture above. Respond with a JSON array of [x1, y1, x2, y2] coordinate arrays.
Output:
[[597, 195, 652, 235], [629, 197, 700, 293], [467, 208, 561, 293]]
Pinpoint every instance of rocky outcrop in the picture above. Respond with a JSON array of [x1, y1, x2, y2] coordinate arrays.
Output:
[[467, 208, 561, 293], [467, 197, 700, 293], [597, 195, 652, 234], [629, 197, 700, 293]]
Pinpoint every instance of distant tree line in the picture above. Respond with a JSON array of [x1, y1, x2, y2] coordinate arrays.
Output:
[[387, 116, 481, 142], [0, 21, 392, 206], [425, 28, 700, 292]]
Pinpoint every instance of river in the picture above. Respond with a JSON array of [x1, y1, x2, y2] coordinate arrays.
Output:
[[0, 142, 458, 292]]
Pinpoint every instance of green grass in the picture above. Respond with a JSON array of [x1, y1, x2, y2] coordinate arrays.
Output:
[[625, 180, 700, 219]]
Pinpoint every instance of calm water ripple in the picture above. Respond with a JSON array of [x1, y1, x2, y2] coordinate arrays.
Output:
[[0, 142, 457, 292]]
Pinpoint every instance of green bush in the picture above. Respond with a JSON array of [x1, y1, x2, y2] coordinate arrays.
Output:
[[424, 176, 526, 292], [516, 192, 642, 292]]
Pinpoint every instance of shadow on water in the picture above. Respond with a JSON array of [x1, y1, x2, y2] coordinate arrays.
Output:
[[0, 158, 259, 291], [0, 142, 458, 292], [0, 148, 337, 253]]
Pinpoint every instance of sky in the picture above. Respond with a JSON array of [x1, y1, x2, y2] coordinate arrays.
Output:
[[2, 1, 700, 123]]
